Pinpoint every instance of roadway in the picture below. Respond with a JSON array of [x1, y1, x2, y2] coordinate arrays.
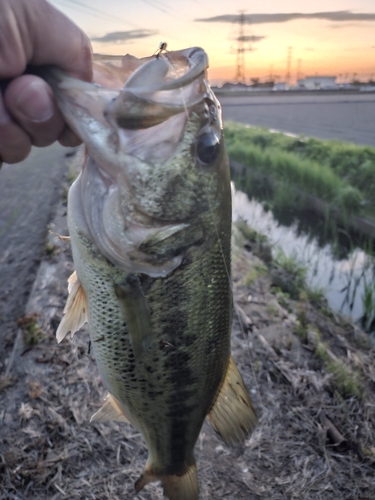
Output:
[[220, 92, 375, 148], [0, 143, 72, 357]]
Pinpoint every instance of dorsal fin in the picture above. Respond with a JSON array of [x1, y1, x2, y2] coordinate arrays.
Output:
[[207, 355, 257, 445], [90, 393, 129, 423], [56, 271, 88, 343]]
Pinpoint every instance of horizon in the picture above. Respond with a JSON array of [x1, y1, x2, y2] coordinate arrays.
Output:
[[49, 0, 375, 85]]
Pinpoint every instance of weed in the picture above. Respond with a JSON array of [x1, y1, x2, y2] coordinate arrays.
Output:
[[360, 277, 375, 332], [18, 315, 46, 346], [295, 307, 309, 342], [314, 339, 363, 399], [275, 249, 307, 279], [255, 263, 268, 276], [315, 341, 329, 362], [271, 249, 307, 299], [307, 287, 325, 306], [45, 243, 58, 257], [272, 288, 291, 311], [327, 360, 363, 399], [235, 219, 258, 242], [266, 304, 280, 317], [245, 269, 259, 287]]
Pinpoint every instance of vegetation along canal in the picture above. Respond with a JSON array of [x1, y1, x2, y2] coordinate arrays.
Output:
[[225, 121, 375, 335]]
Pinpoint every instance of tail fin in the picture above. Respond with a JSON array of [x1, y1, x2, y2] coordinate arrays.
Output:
[[135, 462, 199, 500]]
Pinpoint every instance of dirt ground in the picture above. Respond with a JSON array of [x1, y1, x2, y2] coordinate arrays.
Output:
[[1, 158, 374, 499]]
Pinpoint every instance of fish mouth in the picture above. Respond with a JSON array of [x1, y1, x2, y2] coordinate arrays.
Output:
[[45, 48, 209, 144], [102, 46, 210, 131], [42, 47, 215, 181]]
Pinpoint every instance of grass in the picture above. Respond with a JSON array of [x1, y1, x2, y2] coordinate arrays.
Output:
[[245, 264, 268, 287], [360, 277, 375, 332], [271, 249, 308, 299], [18, 314, 46, 346], [312, 334, 364, 399], [295, 307, 309, 343], [225, 121, 375, 219]]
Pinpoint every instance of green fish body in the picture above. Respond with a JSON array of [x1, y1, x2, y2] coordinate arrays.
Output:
[[54, 48, 256, 500]]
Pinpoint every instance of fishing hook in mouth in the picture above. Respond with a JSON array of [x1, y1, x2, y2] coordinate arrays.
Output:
[[153, 41, 168, 60]]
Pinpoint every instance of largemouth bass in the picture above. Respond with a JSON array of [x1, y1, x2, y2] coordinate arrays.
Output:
[[52, 47, 256, 500]]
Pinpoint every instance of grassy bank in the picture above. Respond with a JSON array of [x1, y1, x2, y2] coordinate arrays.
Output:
[[225, 122, 375, 220]]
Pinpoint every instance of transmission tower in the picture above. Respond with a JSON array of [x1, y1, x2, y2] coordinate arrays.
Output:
[[235, 11, 246, 83], [296, 58, 302, 82], [286, 46, 293, 85]]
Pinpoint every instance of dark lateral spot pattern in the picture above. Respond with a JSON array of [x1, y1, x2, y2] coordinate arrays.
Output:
[[82, 210, 232, 475]]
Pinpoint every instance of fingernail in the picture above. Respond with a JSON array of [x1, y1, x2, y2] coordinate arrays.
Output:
[[15, 80, 54, 123]]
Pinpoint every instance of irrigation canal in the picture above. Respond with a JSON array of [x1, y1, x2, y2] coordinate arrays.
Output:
[[222, 92, 375, 331], [233, 187, 374, 329]]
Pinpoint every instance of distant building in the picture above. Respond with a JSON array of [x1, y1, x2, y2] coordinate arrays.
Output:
[[297, 76, 337, 90], [221, 82, 249, 91], [273, 82, 287, 91]]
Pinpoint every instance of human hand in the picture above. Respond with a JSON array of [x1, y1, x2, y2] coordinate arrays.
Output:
[[0, 0, 92, 166]]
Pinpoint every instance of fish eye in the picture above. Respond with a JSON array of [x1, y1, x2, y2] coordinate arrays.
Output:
[[195, 132, 220, 165]]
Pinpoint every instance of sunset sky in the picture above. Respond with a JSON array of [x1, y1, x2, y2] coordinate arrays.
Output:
[[49, 0, 375, 85]]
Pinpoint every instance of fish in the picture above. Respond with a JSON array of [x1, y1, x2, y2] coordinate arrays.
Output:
[[50, 47, 257, 500]]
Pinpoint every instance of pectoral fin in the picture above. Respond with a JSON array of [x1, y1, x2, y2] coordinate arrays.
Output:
[[208, 356, 257, 445], [90, 393, 129, 423], [56, 271, 88, 343], [114, 274, 152, 359]]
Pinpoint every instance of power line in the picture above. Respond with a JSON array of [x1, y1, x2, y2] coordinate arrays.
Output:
[[54, 0, 142, 29], [139, 0, 169, 14], [54, 0, 217, 48]]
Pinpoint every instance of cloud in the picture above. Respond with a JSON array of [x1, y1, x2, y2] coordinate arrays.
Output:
[[329, 22, 370, 29], [195, 11, 375, 25], [91, 29, 158, 43], [237, 35, 266, 43]]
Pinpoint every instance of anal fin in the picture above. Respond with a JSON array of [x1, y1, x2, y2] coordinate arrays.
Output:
[[135, 461, 199, 500], [208, 355, 257, 445], [90, 393, 129, 423], [56, 271, 88, 343]]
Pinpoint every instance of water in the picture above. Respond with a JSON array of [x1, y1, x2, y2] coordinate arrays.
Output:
[[232, 187, 375, 327]]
